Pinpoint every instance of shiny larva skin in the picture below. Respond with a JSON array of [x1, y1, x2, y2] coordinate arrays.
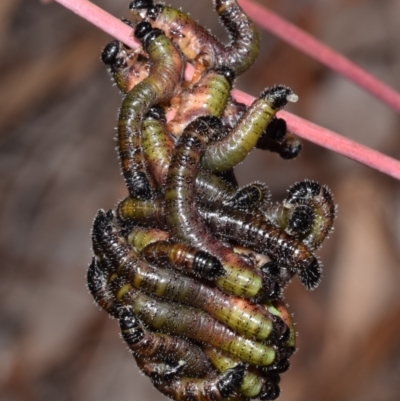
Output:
[[203, 346, 281, 400], [199, 202, 322, 290], [141, 106, 174, 186], [92, 210, 280, 341], [202, 86, 295, 172], [168, 68, 234, 137], [221, 97, 302, 160], [203, 346, 264, 399], [119, 306, 214, 377], [224, 182, 270, 211], [265, 180, 336, 250], [141, 240, 225, 280], [129, 0, 259, 76], [141, 106, 237, 203], [88, 247, 276, 366], [118, 23, 184, 199], [286, 180, 336, 250], [143, 362, 246, 401], [118, 289, 277, 366], [164, 117, 272, 300]]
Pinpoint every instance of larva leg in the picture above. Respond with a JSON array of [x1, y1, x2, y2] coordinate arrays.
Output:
[[101, 40, 150, 94], [199, 203, 322, 290], [202, 86, 298, 172], [118, 21, 183, 199], [164, 117, 276, 300], [119, 305, 214, 377], [93, 210, 286, 342]]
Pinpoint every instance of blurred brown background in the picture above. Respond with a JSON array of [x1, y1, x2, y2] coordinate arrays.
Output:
[[1, 0, 400, 400]]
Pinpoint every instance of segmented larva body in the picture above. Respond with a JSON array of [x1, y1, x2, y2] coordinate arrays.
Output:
[[118, 22, 184, 199], [121, 289, 277, 366], [202, 86, 298, 172], [167, 67, 234, 137], [199, 202, 322, 290], [164, 117, 275, 300], [222, 97, 302, 160], [224, 182, 271, 210], [265, 181, 336, 250], [203, 345, 282, 400], [119, 306, 214, 377], [141, 106, 174, 186], [141, 106, 237, 203], [129, 0, 259, 77], [147, 363, 246, 401], [93, 210, 285, 341]]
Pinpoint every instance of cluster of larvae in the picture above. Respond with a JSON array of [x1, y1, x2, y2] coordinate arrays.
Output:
[[87, 1, 337, 400]]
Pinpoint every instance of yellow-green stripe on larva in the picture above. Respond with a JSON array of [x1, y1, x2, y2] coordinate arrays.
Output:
[[203, 346, 265, 398], [164, 117, 267, 299], [142, 106, 174, 186], [125, 291, 276, 366], [118, 22, 183, 199], [119, 306, 213, 377], [93, 211, 275, 340], [202, 86, 297, 172]]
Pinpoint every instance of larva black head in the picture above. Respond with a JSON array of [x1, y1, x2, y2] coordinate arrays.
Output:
[[134, 21, 152, 40], [101, 40, 120, 66], [217, 363, 246, 398], [129, 0, 154, 9], [215, 66, 236, 87], [279, 138, 302, 159], [193, 250, 225, 279], [145, 105, 166, 123], [298, 257, 321, 290], [260, 85, 298, 110], [260, 382, 281, 400], [288, 205, 315, 234], [265, 117, 287, 142], [287, 180, 321, 202], [134, 21, 163, 49]]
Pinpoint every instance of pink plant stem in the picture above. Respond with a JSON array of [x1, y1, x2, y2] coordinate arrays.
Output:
[[51, 0, 400, 181], [239, 0, 400, 114]]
